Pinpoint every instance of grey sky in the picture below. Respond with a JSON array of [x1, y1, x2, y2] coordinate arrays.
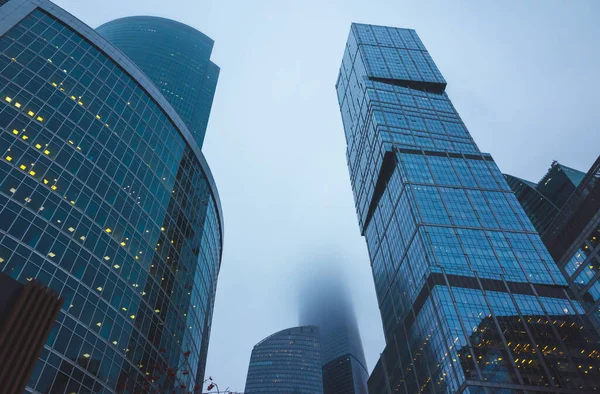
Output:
[[52, 0, 600, 390]]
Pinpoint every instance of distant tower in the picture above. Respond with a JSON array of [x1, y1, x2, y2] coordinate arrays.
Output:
[[244, 326, 323, 393], [299, 271, 369, 394], [506, 158, 600, 334], [97, 16, 219, 147]]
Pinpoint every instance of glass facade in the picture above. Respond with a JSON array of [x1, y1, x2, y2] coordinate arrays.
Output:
[[336, 23, 600, 393], [97, 16, 219, 148], [511, 158, 600, 335], [244, 326, 323, 394], [0, 1, 223, 392], [300, 274, 369, 394]]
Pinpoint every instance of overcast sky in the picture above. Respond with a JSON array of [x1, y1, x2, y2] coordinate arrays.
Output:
[[52, 0, 600, 390]]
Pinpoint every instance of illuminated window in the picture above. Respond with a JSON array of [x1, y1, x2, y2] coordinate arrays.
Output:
[[27, 110, 34, 117], [44, 149, 51, 155], [48, 252, 56, 258], [19, 164, 26, 170], [68, 227, 74, 232], [130, 315, 135, 319], [43, 179, 49, 184], [14, 102, 21, 108], [35, 144, 42, 149], [5, 156, 12, 162], [113, 264, 120, 269], [50, 185, 57, 191], [83, 354, 90, 358], [4, 96, 12, 103], [36, 116, 44, 122], [21, 135, 28, 140], [112, 341, 117, 345], [0, 258, 4, 263], [29, 170, 36, 176], [96, 322, 101, 327], [120, 242, 126, 246], [105, 228, 112, 233], [103, 256, 110, 261], [12, 129, 18, 135], [95, 115, 101, 119], [96, 287, 102, 291]]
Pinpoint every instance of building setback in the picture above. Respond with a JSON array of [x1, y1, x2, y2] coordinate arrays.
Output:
[[244, 326, 324, 394], [335, 23, 600, 393], [97, 16, 219, 148], [0, 0, 223, 392], [507, 157, 600, 334]]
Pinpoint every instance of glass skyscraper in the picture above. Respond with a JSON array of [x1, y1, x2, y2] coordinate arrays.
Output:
[[97, 16, 219, 148], [300, 271, 369, 394], [244, 326, 324, 394], [336, 23, 600, 393], [0, 0, 223, 392], [507, 158, 600, 335]]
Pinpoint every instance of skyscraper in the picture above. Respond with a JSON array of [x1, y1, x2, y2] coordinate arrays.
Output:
[[244, 326, 324, 393], [507, 157, 600, 334], [97, 16, 219, 148], [0, 0, 223, 392], [299, 268, 369, 394], [336, 23, 600, 393]]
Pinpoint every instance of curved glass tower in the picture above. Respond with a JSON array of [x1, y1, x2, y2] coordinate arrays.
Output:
[[97, 16, 219, 148], [0, 0, 223, 392], [244, 326, 323, 393]]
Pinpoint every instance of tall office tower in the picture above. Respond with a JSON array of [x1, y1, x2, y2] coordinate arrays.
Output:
[[244, 326, 324, 393], [97, 16, 219, 147], [507, 157, 600, 334], [0, 1, 223, 392], [299, 270, 369, 394], [336, 23, 600, 393], [0, 272, 63, 394], [505, 161, 586, 236]]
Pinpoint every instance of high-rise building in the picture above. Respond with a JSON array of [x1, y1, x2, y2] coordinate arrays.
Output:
[[244, 325, 324, 393], [0, 0, 223, 392], [299, 270, 369, 394], [335, 23, 600, 393], [0, 272, 63, 394], [96, 16, 219, 148], [507, 157, 600, 334]]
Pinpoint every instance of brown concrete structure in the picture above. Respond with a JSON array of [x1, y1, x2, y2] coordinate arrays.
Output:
[[0, 272, 63, 394]]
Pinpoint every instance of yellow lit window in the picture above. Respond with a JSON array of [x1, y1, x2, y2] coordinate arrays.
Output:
[[27, 110, 34, 117], [51, 82, 57, 87], [35, 144, 42, 149], [96, 287, 102, 291], [0, 258, 4, 263], [12, 129, 18, 135], [122, 307, 127, 311], [96, 322, 101, 327], [36, 116, 44, 122], [47, 59, 52, 63], [5, 156, 12, 162], [155, 309, 160, 313], [105, 228, 112, 233], [50, 185, 57, 191], [29, 170, 36, 176], [68, 140, 74, 145], [113, 264, 120, 269], [44, 149, 50, 155], [130, 315, 135, 319], [120, 242, 126, 246], [80, 236, 86, 241], [83, 354, 90, 358], [14, 102, 21, 108], [141, 291, 146, 296], [5, 97, 12, 103], [19, 164, 26, 170], [68, 227, 74, 232], [21, 135, 28, 140], [70, 96, 76, 100], [112, 341, 117, 345], [48, 252, 56, 258], [96, 115, 101, 119], [103, 256, 110, 261], [76, 146, 81, 151]]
